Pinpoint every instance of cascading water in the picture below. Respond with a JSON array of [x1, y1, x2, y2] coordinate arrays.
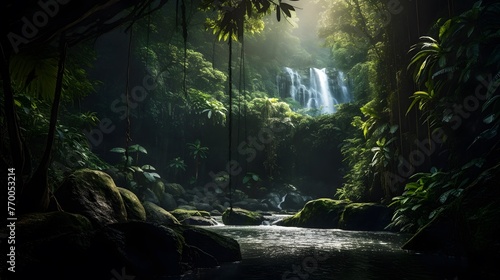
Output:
[[277, 67, 352, 114]]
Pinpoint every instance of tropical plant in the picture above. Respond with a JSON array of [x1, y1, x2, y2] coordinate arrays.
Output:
[[110, 144, 160, 189], [187, 139, 209, 180], [167, 157, 187, 181]]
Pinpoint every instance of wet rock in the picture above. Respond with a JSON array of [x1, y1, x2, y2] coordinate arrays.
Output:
[[280, 192, 306, 211], [170, 208, 211, 221], [222, 207, 265, 225], [118, 187, 146, 221], [182, 216, 218, 226], [277, 198, 348, 228], [338, 203, 392, 231], [143, 201, 180, 225], [55, 169, 127, 225], [172, 225, 242, 263]]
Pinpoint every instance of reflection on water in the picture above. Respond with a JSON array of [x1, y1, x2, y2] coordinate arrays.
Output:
[[169, 224, 473, 280]]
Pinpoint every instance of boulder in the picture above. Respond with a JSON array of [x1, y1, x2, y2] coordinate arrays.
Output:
[[182, 216, 218, 226], [90, 221, 184, 278], [280, 192, 306, 211], [159, 192, 178, 211], [55, 169, 127, 225], [172, 225, 242, 263], [222, 207, 264, 225], [140, 188, 160, 204], [17, 211, 93, 243], [193, 202, 213, 212], [165, 183, 186, 197], [118, 187, 146, 221], [143, 201, 180, 225], [170, 208, 211, 221], [14, 212, 94, 280], [277, 198, 348, 228], [338, 203, 392, 231]]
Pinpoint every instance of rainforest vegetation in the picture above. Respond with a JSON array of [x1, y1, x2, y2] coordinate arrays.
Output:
[[1, 0, 500, 278]]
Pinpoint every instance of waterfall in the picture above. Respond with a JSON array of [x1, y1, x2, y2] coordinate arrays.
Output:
[[278, 67, 352, 114], [277, 194, 288, 210]]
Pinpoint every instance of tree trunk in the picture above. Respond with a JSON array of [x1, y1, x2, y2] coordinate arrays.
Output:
[[19, 37, 68, 213]]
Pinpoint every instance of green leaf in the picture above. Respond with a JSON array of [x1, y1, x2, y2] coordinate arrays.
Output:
[[252, 174, 260, 181], [243, 176, 250, 184], [143, 172, 156, 183], [110, 147, 126, 153], [141, 164, 156, 171]]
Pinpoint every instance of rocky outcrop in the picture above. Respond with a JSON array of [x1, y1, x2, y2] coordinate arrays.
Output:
[[55, 169, 127, 225]]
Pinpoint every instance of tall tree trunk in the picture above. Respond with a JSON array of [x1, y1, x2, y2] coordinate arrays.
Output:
[[1, 39, 28, 193], [19, 36, 68, 213]]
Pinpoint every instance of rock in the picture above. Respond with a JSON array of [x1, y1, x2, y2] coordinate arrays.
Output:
[[280, 192, 306, 211], [170, 208, 211, 221], [159, 192, 177, 211], [143, 201, 180, 225], [210, 209, 222, 216], [118, 187, 146, 221], [277, 198, 348, 228], [233, 189, 248, 201], [193, 202, 213, 212], [172, 225, 242, 263], [140, 188, 160, 204], [17, 211, 93, 243], [14, 212, 94, 279], [338, 203, 392, 231], [213, 204, 226, 213], [165, 183, 186, 197], [222, 207, 265, 225], [152, 180, 165, 198], [263, 192, 282, 210], [55, 169, 127, 225], [178, 204, 197, 210], [182, 216, 218, 226], [182, 245, 219, 268], [90, 221, 184, 278]]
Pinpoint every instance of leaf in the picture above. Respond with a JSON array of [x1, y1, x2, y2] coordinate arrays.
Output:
[[110, 147, 126, 153], [243, 176, 250, 184], [141, 164, 156, 171], [143, 172, 156, 183], [252, 174, 259, 181]]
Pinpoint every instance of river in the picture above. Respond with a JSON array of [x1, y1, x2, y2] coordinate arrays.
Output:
[[170, 216, 472, 280]]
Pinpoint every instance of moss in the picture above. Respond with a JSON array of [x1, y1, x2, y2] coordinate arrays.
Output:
[[338, 203, 392, 231], [170, 209, 211, 221], [221, 207, 264, 225], [118, 187, 146, 221], [279, 198, 348, 228]]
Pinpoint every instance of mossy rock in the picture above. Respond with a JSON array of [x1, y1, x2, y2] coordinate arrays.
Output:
[[170, 208, 211, 221], [165, 183, 186, 197], [277, 198, 348, 228], [222, 207, 264, 225], [338, 203, 392, 231], [118, 187, 146, 221], [143, 201, 181, 225], [55, 169, 127, 225]]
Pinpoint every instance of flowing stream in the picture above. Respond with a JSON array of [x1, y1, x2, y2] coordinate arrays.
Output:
[[171, 216, 471, 280]]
